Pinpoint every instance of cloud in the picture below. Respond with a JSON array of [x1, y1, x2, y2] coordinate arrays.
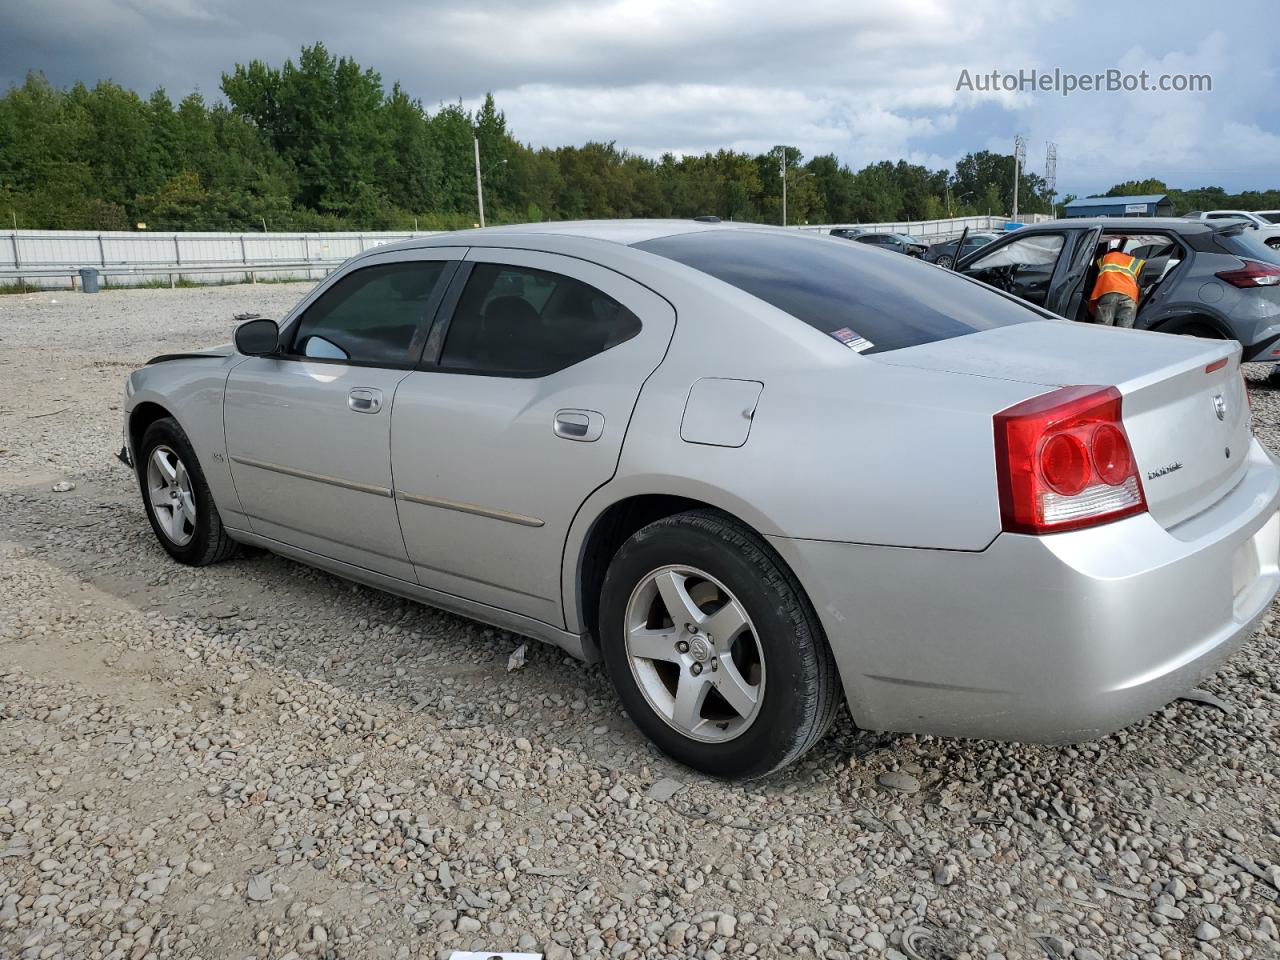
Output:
[[1, 0, 1277, 194]]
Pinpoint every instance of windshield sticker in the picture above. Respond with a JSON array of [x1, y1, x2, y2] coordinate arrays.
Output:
[[829, 327, 874, 352]]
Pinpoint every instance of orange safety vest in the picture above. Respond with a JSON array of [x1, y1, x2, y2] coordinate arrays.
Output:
[[1089, 251, 1144, 307]]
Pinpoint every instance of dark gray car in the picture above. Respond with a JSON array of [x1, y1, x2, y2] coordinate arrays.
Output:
[[954, 217, 1280, 361], [854, 232, 928, 257], [923, 231, 1000, 267]]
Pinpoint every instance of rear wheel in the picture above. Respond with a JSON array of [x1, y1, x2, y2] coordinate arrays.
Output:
[[138, 417, 238, 566], [599, 510, 841, 779], [935, 254, 954, 269]]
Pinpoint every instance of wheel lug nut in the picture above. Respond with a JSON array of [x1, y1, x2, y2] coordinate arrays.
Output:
[[690, 663, 703, 676], [685, 623, 697, 634], [676, 640, 689, 653]]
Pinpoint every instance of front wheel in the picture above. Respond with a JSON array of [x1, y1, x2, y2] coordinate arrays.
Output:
[[137, 417, 239, 566], [599, 510, 841, 779], [935, 254, 954, 269]]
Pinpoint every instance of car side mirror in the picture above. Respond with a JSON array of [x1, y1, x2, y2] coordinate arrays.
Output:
[[234, 318, 279, 356]]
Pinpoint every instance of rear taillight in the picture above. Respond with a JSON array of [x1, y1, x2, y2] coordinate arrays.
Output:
[[1216, 259, 1280, 287], [994, 385, 1147, 535]]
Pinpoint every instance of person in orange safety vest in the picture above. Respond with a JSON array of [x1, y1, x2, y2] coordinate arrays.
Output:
[[1088, 242, 1145, 328]]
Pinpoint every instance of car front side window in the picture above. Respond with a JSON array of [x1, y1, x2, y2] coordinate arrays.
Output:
[[439, 263, 642, 377], [288, 260, 450, 367], [967, 234, 1066, 273]]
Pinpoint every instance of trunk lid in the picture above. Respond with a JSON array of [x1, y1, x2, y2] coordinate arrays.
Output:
[[875, 320, 1250, 529]]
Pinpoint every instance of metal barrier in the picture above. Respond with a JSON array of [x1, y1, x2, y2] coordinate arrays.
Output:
[[796, 215, 1028, 241], [1, 216, 1054, 290], [0, 229, 436, 290], [1, 260, 342, 290]]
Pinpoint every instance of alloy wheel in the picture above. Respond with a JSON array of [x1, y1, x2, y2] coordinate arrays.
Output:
[[623, 564, 765, 743], [146, 444, 196, 546]]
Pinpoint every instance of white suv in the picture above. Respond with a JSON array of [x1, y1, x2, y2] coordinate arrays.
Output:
[[1184, 210, 1280, 248]]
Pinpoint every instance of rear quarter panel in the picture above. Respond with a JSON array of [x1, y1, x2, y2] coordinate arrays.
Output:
[[560, 279, 1047, 634]]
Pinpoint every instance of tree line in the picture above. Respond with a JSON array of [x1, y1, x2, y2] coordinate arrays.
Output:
[[1, 44, 1275, 233]]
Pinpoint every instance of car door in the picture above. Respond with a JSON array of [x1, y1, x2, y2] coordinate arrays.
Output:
[[958, 231, 1069, 308], [223, 249, 462, 579], [390, 249, 676, 625], [1042, 226, 1103, 320]]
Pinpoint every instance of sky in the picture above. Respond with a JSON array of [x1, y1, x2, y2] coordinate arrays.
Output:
[[3, 0, 1278, 198]]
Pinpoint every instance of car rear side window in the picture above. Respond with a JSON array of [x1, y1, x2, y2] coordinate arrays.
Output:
[[636, 230, 1039, 353], [289, 261, 449, 366], [1216, 230, 1280, 265], [440, 263, 642, 377]]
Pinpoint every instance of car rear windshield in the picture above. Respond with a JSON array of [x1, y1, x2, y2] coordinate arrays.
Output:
[[635, 229, 1040, 354], [1216, 229, 1280, 265]]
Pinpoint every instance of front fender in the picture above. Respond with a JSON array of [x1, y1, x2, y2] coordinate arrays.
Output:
[[125, 355, 246, 527]]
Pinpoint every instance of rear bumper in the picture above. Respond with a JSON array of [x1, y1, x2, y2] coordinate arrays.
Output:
[[770, 438, 1280, 743], [1241, 327, 1280, 362]]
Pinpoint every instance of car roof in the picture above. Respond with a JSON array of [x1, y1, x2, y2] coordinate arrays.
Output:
[[1027, 216, 1216, 234], [371, 219, 779, 253]]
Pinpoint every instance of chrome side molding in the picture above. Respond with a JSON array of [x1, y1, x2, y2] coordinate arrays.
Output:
[[396, 490, 545, 528], [230, 455, 393, 498]]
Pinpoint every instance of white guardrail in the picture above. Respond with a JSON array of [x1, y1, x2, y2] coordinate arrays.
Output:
[[1, 215, 1046, 290], [0, 230, 441, 290]]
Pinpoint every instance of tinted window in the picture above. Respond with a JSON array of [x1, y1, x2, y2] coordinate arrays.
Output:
[[440, 264, 642, 377], [290, 261, 448, 366], [1217, 229, 1280, 265], [636, 230, 1040, 354], [1261, 213, 1280, 225]]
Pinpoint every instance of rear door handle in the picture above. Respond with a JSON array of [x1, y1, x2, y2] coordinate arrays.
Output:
[[554, 409, 604, 441], [348, 388, 383, 414]]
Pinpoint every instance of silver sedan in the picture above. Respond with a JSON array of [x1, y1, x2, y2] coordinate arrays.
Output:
[[120, 220, 1280, 778]]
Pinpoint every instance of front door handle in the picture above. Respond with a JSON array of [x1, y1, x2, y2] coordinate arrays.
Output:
[[554, 408, 604, 441], [348, 388, 383, 414]]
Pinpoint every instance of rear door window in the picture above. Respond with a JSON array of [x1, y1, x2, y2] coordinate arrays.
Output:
[[439, 263, 642, 377], [635, 229, 1040, 354], [1216, 229, 1280, 265]]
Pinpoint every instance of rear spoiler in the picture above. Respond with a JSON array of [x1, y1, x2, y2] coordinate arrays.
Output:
[[1207, 220, 1252, 236]]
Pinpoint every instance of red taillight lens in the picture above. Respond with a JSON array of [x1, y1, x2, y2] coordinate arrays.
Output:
[[1040, 433, 1089, 495], [1216, 259, 1280, 287], [1090, 423, 1132, 486], [994, 385, 1147, 535]]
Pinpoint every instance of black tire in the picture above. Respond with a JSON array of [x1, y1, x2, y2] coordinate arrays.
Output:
[[137, 417, 239, 566], [599, 509, 841, 779], [935, 255, 954, 269]]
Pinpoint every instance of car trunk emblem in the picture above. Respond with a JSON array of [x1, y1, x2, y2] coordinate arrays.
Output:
[[1213, 394, 1226, 421]]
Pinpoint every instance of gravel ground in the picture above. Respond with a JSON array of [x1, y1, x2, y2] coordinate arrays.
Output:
[[2, 284, 1280, 960]]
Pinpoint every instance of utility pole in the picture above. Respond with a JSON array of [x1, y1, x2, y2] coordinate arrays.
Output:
[[779, 148, 787, 227], [474, 136, 486, 228], [1012, 135, 1026, 222]]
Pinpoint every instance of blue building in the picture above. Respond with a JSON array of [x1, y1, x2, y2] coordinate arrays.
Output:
[[1063, 194, 1174, 218]]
